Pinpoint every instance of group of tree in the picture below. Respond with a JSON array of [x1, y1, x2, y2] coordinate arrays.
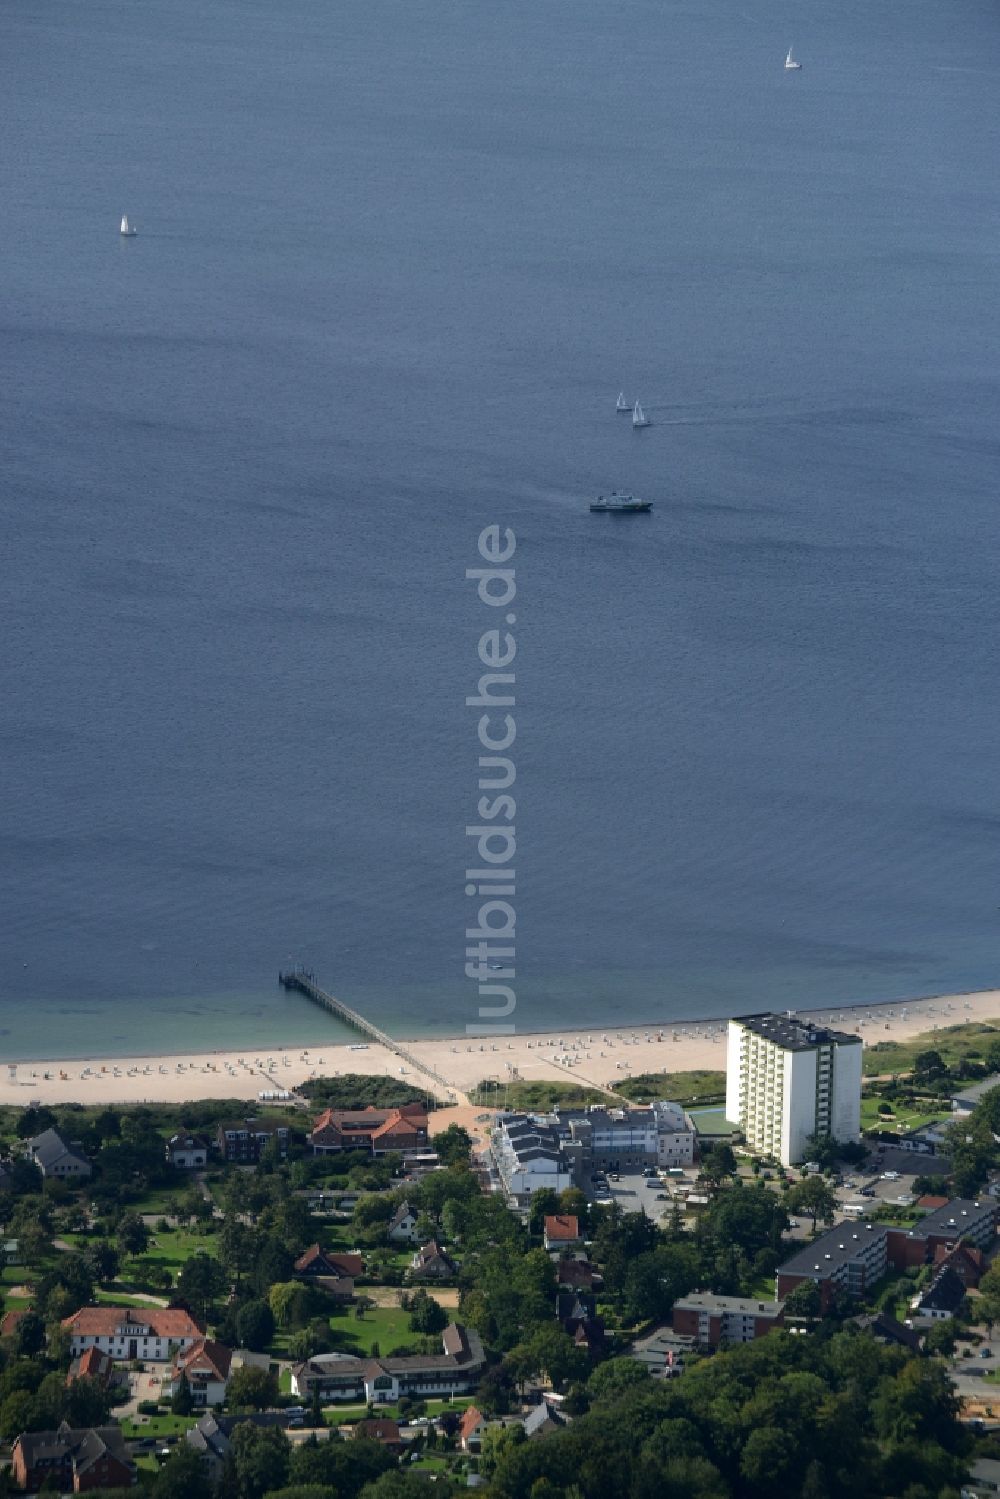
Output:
[[481, 1330, 971, 1499]]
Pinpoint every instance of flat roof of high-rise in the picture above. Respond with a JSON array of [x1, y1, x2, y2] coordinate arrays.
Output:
[[733, 1013, 861, 1051]]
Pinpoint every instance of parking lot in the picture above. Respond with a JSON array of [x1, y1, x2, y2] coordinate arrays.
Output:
[[589, 1168, 692, 1224]]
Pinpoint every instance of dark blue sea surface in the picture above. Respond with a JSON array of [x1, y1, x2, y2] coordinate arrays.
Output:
[[2, 0, 999, 1057]]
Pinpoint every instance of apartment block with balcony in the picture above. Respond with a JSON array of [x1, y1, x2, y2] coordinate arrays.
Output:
[[725, 1013, 862, 1166]]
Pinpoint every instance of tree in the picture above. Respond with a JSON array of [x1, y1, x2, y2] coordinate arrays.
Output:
[[978, 1262, 1000, 1330], [434, 1124, 473, 1167], [152, 1444, 215, 1499], [176, 1254, 228, 1319], [229, 1422, 290, 1499], [85, 1240, 120, 1285], [586, 1357, 651, 1402], [700, 1144, 737, 1184], [116, 1212, 150, 1262], [13, 1311, 45, 1358], [408, 1288, 447, 1334], [783, 1281, 822, 1318], [171, 1370, 194, 1416], [786, 1176, 838, 1231], [219, 1220, 259, 1291], [0, 1389, 35, 1441], [288, 1438, 395, 1493], [913, 1050, 946, 1082], [15, 1105, 57, 1140], [227, 1364, 279, 1410], [707, 1183, 788, 1256], [528, 1189, 560, 1238]]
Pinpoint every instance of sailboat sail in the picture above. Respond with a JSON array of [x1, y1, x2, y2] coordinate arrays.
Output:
[[785, 47, 801, 69], [120, 215, 137, 236], [616, 390, 629, 412], [632, 401, 649, 428]]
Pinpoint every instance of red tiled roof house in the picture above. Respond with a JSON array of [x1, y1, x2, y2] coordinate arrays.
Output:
[[62, 1306, 203, 1362], [309, 1103, 429, 1157]]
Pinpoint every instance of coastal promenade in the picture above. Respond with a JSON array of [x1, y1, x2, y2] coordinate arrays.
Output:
[[0, 987, 997, 1110]]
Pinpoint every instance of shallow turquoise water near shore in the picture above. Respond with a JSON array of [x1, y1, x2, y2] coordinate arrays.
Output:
[[2, 0, 999, 1059]]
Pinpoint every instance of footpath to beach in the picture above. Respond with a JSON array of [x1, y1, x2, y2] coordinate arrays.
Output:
[[1, 987, 998, 1111]]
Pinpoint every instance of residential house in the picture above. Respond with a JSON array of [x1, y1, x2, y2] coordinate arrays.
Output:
[[62, 1306, 203, 1361], [26, 1128, 91, 1180], [185, 1413, 290, 1484], [167, 1339, 233, 1408], [672, 1293, 784, 1347], [934, 1242, 986, 1288], [165, 1133, 209, 1169], [387, 1202, 420, 1245], [556, 1293, 605, 1358], [543, 1215, 581, 1252], [309, 1104, 429, 1157], [291, 1323, 485, 1402], [458, 1406, 490, 1454], [2, 1239, 20, 1267], [911, 1265, 967, 1321], [852, 1313, 923, 1353], [1, 1308, 29, 1339], [353, 1417, 404, 1453], [629, 1324, 694, 1380], [216, 1119, 289, 1164], [293, 1244, 362, 1299], [555, 1257, 603, 1292], [409, 1240, 457, 1281], [523, 1401, 567, 1440], [12, 1424, 135, 1492], [66, 1348, 115, 1389]]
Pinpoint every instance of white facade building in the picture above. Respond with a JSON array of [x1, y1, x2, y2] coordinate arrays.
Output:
[[491, 1115, 574, 1206], [725, 1013, 862, 1166]]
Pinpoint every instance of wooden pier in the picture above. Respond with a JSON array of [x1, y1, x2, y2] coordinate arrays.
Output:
[[278, 968, 454, 1097]]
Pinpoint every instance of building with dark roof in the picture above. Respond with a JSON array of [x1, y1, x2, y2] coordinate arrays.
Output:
[[852, 1312, 923, 1353], [290, 1323, 484, 1402], [27, 1128, 92, 1180], [912, 1265, 968, 1320], [165, 1133, 209, 1168], [12, 1423, 134, 1492], [409, 1240, 457, 1281], [216, 1119, 289, 1163], [185, 1412, 290, 1481], [777, 1222, 889, 1306], [293, 1244, 361, 1298]]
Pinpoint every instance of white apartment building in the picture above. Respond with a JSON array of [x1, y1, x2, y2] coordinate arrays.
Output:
[[491, 1115, 574, 1206], [725, 1012, 862, 1166], [554, 1101, 696, 1170]]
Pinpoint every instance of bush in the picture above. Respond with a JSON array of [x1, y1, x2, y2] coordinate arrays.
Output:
[[137, 1400, 161, 1416]]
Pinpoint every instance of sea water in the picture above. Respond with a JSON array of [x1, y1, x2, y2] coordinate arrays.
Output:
[[2, 0, 999, 1057]]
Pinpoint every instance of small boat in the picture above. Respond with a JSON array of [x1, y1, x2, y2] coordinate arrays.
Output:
[[590, 491, 653, 513], [784, 47, 801, 70], [616, 391, 630, 413], [120, 214, 137, 237], [632, 401, 651, 429]]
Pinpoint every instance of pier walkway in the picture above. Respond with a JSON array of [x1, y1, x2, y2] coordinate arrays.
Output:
[[278, 968, 457, 1099]]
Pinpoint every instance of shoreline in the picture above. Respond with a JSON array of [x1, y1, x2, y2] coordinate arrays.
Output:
[[1, 985, 998, 1111]]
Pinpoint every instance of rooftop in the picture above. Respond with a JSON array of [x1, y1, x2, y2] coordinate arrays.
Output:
[[779, 1222, 887, 1278], [674, 1292, 783, 1317], [734, 1012, 861, 1051], [907, 1198, 993, 1240]]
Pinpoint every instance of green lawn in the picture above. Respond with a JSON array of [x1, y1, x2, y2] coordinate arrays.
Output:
[[860, 1096, 950, 1133], [123, 1414, 196, 1439], [863, 1020, 1000, 1078], [322, 1397, 474, 1426], [688, 1107, 735, 1137], [323, 1303, 419, 1356], [618, 1071, 726, 1107]]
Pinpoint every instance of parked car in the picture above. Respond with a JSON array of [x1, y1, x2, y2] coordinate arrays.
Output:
[[981, 1348, 993, 1359]]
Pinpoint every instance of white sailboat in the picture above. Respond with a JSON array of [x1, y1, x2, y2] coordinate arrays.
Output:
[[784, 46, 802, 70], [616, 390, 630, 413], [120, 214, 137, 237], [632, 401, 650, 429]]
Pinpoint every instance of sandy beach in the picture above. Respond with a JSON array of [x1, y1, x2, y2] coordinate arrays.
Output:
[[2, 987, 998, 1112]]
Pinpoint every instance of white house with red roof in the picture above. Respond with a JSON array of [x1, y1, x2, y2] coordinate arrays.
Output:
[[62, 1306, 203, 1362], [166, 1338, 233, 1407], [543, 1215, 581, 1251]]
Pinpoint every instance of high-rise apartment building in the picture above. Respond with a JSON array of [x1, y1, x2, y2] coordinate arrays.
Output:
[[725, 1013, 862, 1165]]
